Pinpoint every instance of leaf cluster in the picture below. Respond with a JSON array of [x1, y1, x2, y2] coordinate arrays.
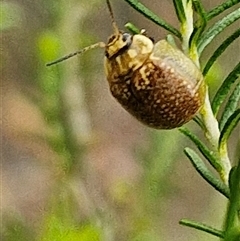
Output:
[[124, 0, 240, 239]]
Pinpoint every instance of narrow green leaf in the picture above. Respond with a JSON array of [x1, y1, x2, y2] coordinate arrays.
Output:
[[198, 8, 240, 55], [125, 22, 141, 34], [212, 62, 240, 115], [203, 28, 240, 77], [179, 127, 223, 173], [123, 0, 181, 38], [193, 115, 205, 130], [193, 0, 207, 20], [189, 0, 207, 54], [184, 147, 230, 198], [224, 163, 240, 240], [179, 219, 225, 238], [207, 0, 240, 20], [172, 0, 186, 23], [219, 109, 240, 148], [220, 82, 240, 131], [228, 166, 237, 193]]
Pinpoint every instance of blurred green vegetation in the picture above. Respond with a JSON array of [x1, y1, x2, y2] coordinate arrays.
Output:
[[2, 0, 239, 241]]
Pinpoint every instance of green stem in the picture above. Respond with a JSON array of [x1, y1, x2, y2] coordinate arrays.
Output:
[[181, 0, 194, 55], [200, 88, 220, 149], [179, 219, 225, 238], [189, 0, 207, 60], [224, 164, 240, 241], [179, 0, 232, 184], [218, 144, 232, 184], [200, 87, 231, 184]]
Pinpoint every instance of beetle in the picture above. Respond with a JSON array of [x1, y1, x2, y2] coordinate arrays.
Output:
[[47, 0, 205, 129]]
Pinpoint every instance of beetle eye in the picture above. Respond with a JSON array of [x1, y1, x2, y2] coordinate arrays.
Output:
[[122, 33, 132, 47]]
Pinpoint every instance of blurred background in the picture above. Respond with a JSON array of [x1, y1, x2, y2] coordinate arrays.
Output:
[[2, 0, 239, 240]]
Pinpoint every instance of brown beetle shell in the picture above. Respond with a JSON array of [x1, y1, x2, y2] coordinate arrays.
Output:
[[105, 34, 205, 129], [46, 1, 205, 129]]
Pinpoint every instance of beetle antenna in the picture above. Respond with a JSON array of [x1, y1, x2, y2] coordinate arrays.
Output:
[[106, 0, 119, 35], [46, 1, 118, 67], [46, 42, 105, 66]]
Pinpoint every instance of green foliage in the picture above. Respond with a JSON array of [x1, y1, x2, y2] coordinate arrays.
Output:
[[198, 8, 240, 54], [219, 109, 240, 150], [123, 0, 181, 38], [224, 164, 240, 241], [219, 82, 240, 131], [179, 219, 225, 238], [203, 29, 240, 77], [2, 215, 35, 241], [123, 0, 240, 239], [206, 0, 240, 20], [212, 63, 240, 115], [179, 127, 223, 172], [37, 184, 102, 241], [38, 32, 62, 65], [184, 147, 230, 198], [172, 0, 186, 23]]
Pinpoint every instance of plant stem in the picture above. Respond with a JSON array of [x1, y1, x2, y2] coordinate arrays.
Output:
[[224, 163, 240, 240], [219, 144, 233, 184], [181, 0, 232, 184], [200, 86, 232, 184], [200, 88, 220, 148], [181, 0, 194, 55]]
